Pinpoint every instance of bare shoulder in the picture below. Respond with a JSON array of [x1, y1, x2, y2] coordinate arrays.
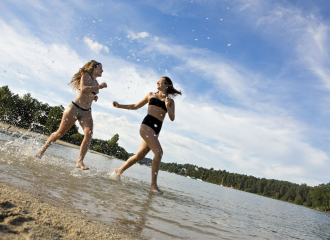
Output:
[[147, 92, 154, 99], [82, 72, 92, 83], [82, 72, 91, 78]]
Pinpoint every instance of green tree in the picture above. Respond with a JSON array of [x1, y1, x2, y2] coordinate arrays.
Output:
[[0, 86, 18, 125], [105, 134, 119, 155], [43, 105, 78, 141], [115, 146, 129, 160], [17, 93, 40, 129], [33, 103, 51, 133], [310, 182, 330, 211], [93, 145, 103, 152], [294, 195, 304, 205], [45, 106, 64, 134], [71, 133, 84, 145]]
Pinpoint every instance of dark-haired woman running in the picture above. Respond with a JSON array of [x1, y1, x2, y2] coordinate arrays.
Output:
[[111, 76, 181, 194]]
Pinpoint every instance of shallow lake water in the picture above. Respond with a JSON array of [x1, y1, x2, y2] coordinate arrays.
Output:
[[0, 131, 329, 239]]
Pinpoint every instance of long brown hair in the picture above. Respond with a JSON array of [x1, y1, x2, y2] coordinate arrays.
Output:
[[162, 76, 182, 97], [69, 60, 101, 91]]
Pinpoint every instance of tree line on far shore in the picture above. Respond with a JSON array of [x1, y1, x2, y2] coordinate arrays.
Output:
[[138, 159, 330, 212], [0, 86, 128, 160]]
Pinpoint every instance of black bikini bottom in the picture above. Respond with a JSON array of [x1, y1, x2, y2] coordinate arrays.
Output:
[[69, 102, 91, 120], [142, 115, 163, 135]]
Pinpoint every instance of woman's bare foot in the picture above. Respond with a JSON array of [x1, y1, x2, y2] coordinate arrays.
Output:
[[150, 184, 163, 195], [36, 151, 44, 159], [109, 169, 121, 180], [76, 161, 90, 170]]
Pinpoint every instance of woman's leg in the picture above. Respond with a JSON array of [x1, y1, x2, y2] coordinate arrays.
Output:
[[76, 111, 93, 170], [115, 140, 151, 175], [36, 107, 77, 158], [139, 125, 163, 194]]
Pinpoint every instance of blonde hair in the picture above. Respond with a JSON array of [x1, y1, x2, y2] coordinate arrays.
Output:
[[69, 60, 101, 91]]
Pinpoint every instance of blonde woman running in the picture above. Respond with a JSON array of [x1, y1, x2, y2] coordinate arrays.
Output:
[[36, 60, 107, 170], [111, 76, 181, 194]]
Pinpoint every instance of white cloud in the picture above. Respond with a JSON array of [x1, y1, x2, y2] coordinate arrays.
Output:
[[0, 18, 85, 105], [236, 2, 330, 92], [141, 39, 264, 109], [298, 23, 330, 88], [126, 31, 150, 40], [83, 37, 109, 53]]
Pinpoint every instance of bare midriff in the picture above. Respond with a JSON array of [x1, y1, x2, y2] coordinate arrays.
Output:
[[147, 105, 166, 122], [72, 91, 95, 109]]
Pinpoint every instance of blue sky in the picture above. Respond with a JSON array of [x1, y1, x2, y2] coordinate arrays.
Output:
[[1, 0, 330, 186]]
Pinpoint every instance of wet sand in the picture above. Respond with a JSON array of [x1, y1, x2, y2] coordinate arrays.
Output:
[[0, 181, 135, 240]]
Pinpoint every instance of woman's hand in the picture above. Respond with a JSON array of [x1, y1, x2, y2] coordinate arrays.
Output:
[[113, 101, 119, 108], [93, 95, 98, 102], [99, 82, 107, 89]]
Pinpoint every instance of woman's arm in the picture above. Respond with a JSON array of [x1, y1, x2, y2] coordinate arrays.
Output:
[[165, 97, 175, 121], [113, 93, 150, 110], [80, 73, 107, 93]]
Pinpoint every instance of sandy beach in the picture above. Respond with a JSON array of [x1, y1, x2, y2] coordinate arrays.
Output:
[[0, 181, 136, 240]]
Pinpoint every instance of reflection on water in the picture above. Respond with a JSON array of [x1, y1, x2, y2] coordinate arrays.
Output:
[[0, 131, 329, 239]]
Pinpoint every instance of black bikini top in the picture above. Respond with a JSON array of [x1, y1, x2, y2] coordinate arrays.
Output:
[[149, 97, 167, 112]]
